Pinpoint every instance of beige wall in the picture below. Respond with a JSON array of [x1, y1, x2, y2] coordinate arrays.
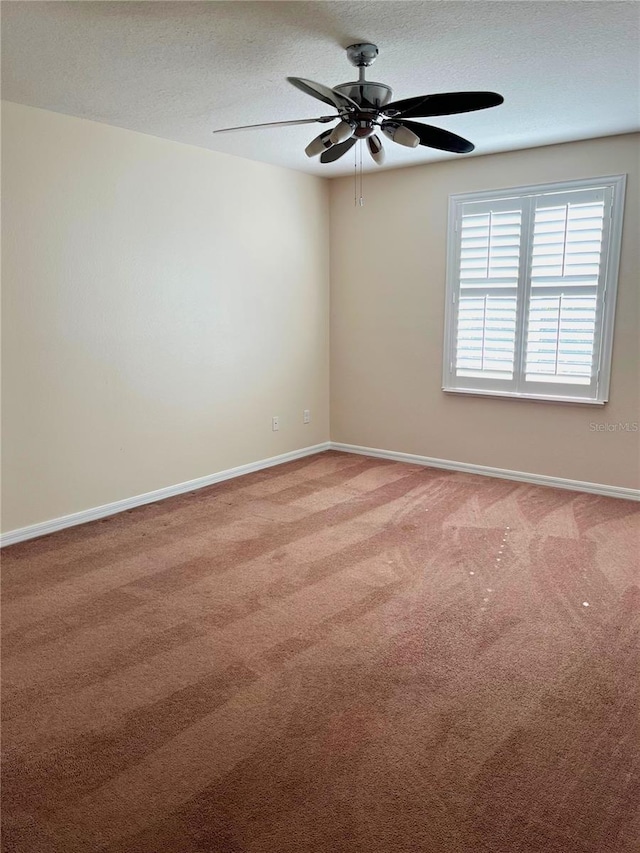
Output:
[[1, 102, 330, 532], [330, 134, 640, 489], [2, 109, 638, 537]]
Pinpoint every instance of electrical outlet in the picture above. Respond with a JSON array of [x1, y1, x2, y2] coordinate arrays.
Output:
[[272, 416, 279, 432], [303, 409, 311, 424]]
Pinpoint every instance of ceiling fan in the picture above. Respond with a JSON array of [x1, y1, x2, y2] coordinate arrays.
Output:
[[213, 43, 504, 165]]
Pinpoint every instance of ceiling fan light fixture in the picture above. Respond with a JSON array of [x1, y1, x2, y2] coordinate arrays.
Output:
[[304, 130, 334, 158], [381, 123, 420, 148], [328, 119, 355, 145]]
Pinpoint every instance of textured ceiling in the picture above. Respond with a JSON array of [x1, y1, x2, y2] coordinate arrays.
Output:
[[2, 1, 639, 177]]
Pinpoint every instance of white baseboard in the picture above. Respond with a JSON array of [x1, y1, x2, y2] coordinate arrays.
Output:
[[0, 442, 331, 547], [3, 438, 637, 546], [330, 442, 640, 502]]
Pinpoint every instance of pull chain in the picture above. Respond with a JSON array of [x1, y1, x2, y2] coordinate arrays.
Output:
[[354, 140, 365, 208]]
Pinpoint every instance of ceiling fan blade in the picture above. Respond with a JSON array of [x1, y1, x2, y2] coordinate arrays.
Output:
[[288, 77, 359, 112], [213, 116, 335, 134], [320, 137, 357, 163], [393, 120, 475, 153], [385, 91, 504, 119]]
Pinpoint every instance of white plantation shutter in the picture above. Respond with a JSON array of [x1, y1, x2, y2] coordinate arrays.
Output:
[[456, 201, 522, 384], [444, 176, 625, 403], [524, 190, 606, 393]]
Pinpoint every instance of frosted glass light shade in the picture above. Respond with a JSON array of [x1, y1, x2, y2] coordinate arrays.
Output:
[[305, 130, 334, 157], [367, 134, 385, 165], [381, 124, 420, 148], [328, 120, 355, 145]]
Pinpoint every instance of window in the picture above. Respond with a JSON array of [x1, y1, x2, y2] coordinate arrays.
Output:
[[442, 175, 626, 404]]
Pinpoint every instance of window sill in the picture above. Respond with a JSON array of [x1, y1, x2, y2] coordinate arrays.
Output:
[[442, 387, 606, 406]]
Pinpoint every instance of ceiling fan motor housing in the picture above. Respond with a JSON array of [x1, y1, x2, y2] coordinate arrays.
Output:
[[333, 81, 393, 110]]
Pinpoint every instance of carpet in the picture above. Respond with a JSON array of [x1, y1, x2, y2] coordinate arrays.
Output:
[[2, 451, 639, 852]]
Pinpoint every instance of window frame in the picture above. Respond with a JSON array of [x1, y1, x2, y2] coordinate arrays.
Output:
[[442, 174, 627, 405]]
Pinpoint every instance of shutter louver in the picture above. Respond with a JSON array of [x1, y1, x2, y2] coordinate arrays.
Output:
[[455, 205, 522, 380], [525, 191, 605, 386]]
